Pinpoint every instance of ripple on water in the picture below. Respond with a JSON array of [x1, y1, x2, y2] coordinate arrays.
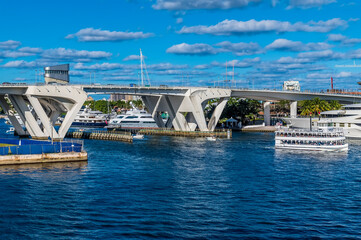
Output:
[[1, 124, 361, 238]]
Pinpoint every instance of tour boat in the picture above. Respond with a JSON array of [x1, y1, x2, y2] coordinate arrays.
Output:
[[275, 121, 348, 152]]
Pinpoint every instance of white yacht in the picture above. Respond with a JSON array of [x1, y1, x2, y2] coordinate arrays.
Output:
[[72, 105, 110, 128], [275, 121, 348, 152], [107, 108, 159, 129], [283, 103, 361, 138]]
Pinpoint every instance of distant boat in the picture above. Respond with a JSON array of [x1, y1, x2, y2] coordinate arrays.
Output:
[[206, 136, 217, 141], [133, 133, 145, 140], [107, 107, 164, 129], [72, 105, 109, 128], [6, 127, 15, 134]]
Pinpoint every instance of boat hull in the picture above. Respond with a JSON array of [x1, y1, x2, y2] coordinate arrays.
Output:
[[71, 122, 107, 127], [275, 144, 348, 152]]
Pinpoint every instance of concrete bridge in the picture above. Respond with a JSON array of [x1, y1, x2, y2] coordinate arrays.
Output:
[[1, 84, 361, 140]]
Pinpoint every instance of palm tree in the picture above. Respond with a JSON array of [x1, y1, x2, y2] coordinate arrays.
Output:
[[329, 100, 342, 110], [310, 98, 331, 115], [299, 100, 313, 116], [299, 98, 331, 116]]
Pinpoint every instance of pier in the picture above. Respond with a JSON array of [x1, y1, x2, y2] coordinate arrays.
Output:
[[66, 130, 133, 143], [138, 128, 232, 138], [0, 138, 87, 166]]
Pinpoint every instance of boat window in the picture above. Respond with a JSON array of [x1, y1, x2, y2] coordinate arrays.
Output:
[[333, 123, 336, 127], [140, 116, 151, 118], [348, 123, 351, 127], [340, 123, 345, 127], [125, 116, 138, 119], [117, 116, 124, 119], [143, 121, 156, 123], [123, 121, 140, 123]]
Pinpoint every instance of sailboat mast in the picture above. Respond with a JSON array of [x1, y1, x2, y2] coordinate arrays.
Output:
[[140, 49, 144, 86]]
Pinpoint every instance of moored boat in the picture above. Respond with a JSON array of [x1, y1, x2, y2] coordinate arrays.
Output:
[[275, 121, 348, 152]]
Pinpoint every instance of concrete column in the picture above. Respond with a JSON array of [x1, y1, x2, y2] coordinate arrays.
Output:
[[57, 100, 85, 139], [264, 101, 271, 126], [208, 98, 228, 131], [163, 95, 190, 131], [9, 95, 47, 139], [188, 95, 208, 131], [0, 95, 27, 136], [141, 96, 165, 128], [27, 95, 60, 139], [290, 101, 297, 118]]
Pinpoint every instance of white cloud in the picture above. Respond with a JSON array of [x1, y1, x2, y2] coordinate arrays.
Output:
[[349, 49, 361, 59], [0, 51, 35, 58], [288, 0, 336, 9], [102, 76, 139, 81], [327, 34, 361, 45], [1, 60, 49, 68], [212, 57, 261, 68], [148, 62, 189, 70], [123, 55, 142, 61], [297, 49, 345, 60], [178, 18, 348, 35], [152, 0, 260, 10], [0, 40, 21, 50], [66, 28, 154, 42], [266, 39, 333, 51], [41, 48, 112, 62], [216, 41, 263, 56], [166, 43, 218, 55], [18, 47, 43, 53], [73, 62, 128, 71]]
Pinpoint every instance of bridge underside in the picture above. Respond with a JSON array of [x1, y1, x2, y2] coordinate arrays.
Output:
[[0, 86, 87, 140], [142, 88, 231, 131]]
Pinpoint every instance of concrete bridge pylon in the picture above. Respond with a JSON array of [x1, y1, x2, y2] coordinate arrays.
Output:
[[142, 88, 231, 131], [1, 85, 87, 140]]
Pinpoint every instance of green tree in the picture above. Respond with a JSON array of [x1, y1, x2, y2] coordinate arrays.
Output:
[[299, 98, 331, 116], [274, 100, 290, 116], [221, 98, 261, 125], [329, 100, 342, 110]]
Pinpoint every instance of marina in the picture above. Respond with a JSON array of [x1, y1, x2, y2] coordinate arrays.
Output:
[[1, 0, 361, 238]]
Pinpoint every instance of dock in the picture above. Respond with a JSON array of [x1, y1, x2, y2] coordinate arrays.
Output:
[[0, 138, 87, 166], [0, 152, 87, 166], [138, 129, 232, 138], [66, 130, 133, 143], [241, 126, 276, 132]]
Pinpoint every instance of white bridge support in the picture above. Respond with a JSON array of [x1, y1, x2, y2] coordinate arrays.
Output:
[[290, 101, 297, 118], [264, 101, 271, 126], [2, 85, 87, 140], [0, 95, 27, 136], [142, 88, 231, 131]]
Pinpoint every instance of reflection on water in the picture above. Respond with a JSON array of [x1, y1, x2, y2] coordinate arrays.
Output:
[[1, 124, 361, 238]]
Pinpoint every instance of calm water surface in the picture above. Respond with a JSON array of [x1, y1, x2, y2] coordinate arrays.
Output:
[[1, 121, 361, 239]]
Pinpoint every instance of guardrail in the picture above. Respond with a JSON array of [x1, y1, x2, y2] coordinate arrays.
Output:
[[0, 138, 84, 156], [1, 83, 361, 97]]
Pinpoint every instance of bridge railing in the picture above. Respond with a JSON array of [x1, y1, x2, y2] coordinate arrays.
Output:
[[2, 82, 361, 96]]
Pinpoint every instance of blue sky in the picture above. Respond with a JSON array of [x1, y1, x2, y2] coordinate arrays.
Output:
[[0, 0, 360, 90]]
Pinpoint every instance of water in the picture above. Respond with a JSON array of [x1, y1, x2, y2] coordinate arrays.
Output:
[[1, 121, 361, 238]]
